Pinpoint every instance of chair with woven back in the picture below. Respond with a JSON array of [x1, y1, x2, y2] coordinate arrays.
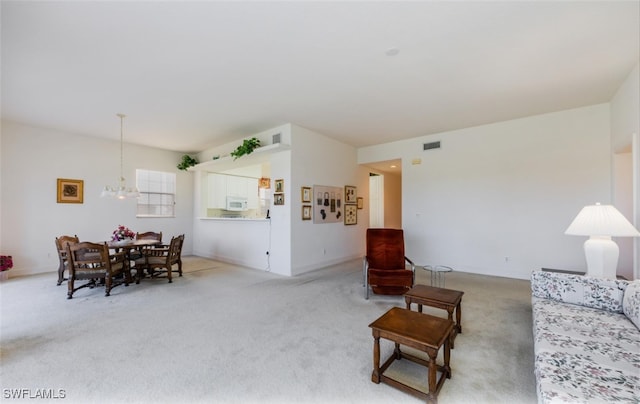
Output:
[[65, 241, 131, 299], [55, 234, 79, 285], [133, 234, 184, 283], [128, 231, 163, 262], [363, 228, 415, 299], [136, 231, 162, 243]]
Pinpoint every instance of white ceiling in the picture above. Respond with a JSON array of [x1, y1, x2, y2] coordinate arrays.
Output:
[[2, 1, 638, 154]]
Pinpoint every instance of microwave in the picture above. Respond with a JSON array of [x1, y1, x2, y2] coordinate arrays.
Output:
[[226, 196, 248, 211]]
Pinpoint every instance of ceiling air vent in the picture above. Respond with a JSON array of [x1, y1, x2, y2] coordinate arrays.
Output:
[[423, 141, 441, 151]]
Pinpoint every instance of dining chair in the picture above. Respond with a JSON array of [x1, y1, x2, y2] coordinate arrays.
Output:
[[136, 231, 162, 242], [55, 234, 79, 285], [363, 228, 415, 299], [133, 234, 184, 283], [65, 241, 131, 299], [128, 231, 163, 262]]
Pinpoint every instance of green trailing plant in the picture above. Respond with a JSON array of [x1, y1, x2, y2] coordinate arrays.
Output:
[[230, 137, 261, 160], [177, 154, 198, 171]]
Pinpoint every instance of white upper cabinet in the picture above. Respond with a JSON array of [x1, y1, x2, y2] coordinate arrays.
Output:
[[208, 174, 259, 210]]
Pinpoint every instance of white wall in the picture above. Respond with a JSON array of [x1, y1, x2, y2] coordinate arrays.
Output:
[[359, 104, 612, 280], [0, 121, 194, 277], [289, 124, 367, 275], [610, 62, 640, 279]]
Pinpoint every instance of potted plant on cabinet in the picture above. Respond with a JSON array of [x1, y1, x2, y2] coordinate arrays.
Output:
[[230, 137, 260, 160], [177, 155, 198, 171]]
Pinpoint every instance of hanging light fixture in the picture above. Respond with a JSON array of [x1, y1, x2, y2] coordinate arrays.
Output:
[[100, 113, 140, 199]]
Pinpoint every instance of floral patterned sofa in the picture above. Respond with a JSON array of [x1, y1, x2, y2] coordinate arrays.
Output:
[[530, 270, 640, 403]]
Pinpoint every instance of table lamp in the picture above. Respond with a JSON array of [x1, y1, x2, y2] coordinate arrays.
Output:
[[565, 203, 640, 279]]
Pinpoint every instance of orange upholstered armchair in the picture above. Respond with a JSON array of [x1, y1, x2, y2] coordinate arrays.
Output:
[[363, 228, 415, 299]]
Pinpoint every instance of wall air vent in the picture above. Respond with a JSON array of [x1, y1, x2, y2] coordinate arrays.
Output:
[[423, 141, 441, 151], [272, 133, 281, 144]]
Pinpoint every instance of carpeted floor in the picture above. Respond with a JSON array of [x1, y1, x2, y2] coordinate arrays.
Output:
[[0, 257, 537, 404]]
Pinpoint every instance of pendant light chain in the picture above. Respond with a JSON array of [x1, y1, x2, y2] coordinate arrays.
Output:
[[119, 113, 125, 184], [100, 113, 140, 199]]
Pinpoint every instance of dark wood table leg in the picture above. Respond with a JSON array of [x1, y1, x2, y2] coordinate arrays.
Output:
[[427, 352, 437, 404], [444, 336, 451, 379], [456, 302, 462, 334], [372, 334, 381, 383]]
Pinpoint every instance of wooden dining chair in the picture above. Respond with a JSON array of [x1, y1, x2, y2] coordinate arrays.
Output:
[[55, 234, 79, 285], [133, 234, 184, 283], [128, 231, 163, 262], [136, 231, 162, 242], [65, 241, 131, 299]]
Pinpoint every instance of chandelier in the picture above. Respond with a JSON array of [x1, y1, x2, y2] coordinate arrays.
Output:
[[100, 113, 140, 199]]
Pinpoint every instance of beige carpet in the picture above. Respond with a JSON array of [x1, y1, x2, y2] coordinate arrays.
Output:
[[0, 257, 537, 404]]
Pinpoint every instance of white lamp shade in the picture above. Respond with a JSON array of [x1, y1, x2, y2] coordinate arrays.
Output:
[[565, 203, 639, 279], [565, 203, 640, 237]]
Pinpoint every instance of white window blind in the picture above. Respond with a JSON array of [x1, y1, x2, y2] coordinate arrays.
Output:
[[136, 169, 176, 217]]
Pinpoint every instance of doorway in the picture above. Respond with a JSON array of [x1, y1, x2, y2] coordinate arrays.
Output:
[[364, 159, 403, 229], [369, 173, 384, 228]]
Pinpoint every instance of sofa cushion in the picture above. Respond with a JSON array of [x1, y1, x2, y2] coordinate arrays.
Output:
[[623, 281, 640, 330], [532, 298, 640, 403], [531, 270, 627, 313]]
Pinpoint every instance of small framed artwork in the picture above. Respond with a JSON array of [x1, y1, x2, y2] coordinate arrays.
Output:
[[302, 205, 312, 220], [275, 179, 284, 193], [57, 178, 84, 204], [344, 204, 357, 225], [357, 197, 364, 210], [259, 177, 271, 189], [301, 187, 311, 203], [345, 185, 357, 204], [274, 193, 285, 205]]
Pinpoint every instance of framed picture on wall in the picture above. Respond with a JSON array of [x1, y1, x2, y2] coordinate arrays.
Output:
[[344, 204, 357, 225], [345, 185, 357, 204], [57, 178, 84, 204], [313, 185, 342, 224], [275, 179, 284, 193], [274, 193, 285, 205], [302, 205, 312, 220], [259, 177, 271, 189], [301, 187, 311, 203]]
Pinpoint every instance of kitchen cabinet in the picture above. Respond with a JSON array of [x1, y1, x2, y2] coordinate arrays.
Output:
[[207, 174, 227, 209], [207, 174, 259, 210]]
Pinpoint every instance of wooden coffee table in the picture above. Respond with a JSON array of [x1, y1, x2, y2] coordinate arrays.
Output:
[[404, 285, 463, 347], [369, 307, 454, 404]]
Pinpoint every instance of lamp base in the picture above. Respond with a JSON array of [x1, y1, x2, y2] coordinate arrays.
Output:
[[583, 236, 619, 279]]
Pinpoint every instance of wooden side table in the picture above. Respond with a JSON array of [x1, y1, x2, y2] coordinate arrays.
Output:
[[404, 284, 464, 348], [369, 307, 454, 404]]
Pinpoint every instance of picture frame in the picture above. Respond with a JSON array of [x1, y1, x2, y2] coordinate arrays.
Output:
[[275, 179, 284, 193], [302, 205, 312, 220], [274, 193, 285, 205], [57, 178, 84, 204], [259, 177, 271, 189], [345, 185, 357, 204], [313, 185, 342, 224], [301, 187, 311, 203], [344, 204, 357, 225], [357, 197, 364, 210]]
